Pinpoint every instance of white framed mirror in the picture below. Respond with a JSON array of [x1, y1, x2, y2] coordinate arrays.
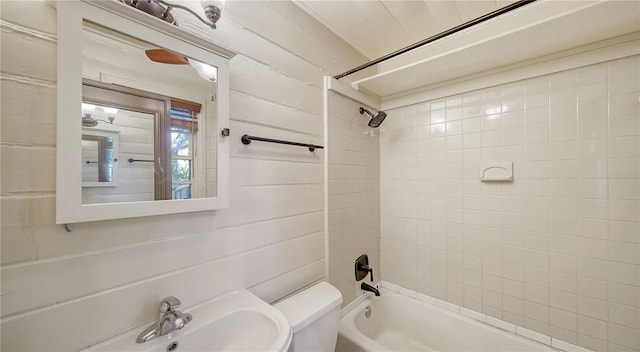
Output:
[[56, 0, 235, 224]]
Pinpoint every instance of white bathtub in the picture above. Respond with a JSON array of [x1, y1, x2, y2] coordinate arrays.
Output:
[[336, 290, 557, 352]]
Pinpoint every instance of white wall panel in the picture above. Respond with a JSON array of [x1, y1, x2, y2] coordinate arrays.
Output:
[[0, 29, 56, 82], [1, 232, 325, 351], [215, 184, 323, 228], [0, 0, 365, 350], [230, 92, 323, 136], [1, 212, 323, 317], [326, 91, 381, 308], [199, 21, 325, 89], [230, 55, 323, 115], [0, 79, 56, 147], [250, 259, 326, 304], [0, 146, 56, 193], [222, 1, 367, 76], [230, 159, 323, 186], [0, 1, 57, 35]]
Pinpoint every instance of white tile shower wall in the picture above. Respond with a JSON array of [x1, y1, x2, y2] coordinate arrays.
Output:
[[0, 1, 368, 351], [327, 91, 381, 307], [380, 55, 640, 352]]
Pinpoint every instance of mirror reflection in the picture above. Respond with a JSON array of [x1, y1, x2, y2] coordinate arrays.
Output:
[[81, 21, 219, 205], [81, 129, 118, 185]]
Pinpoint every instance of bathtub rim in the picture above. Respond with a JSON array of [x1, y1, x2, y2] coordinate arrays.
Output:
[[339, 282, 594, 352], [338, 292, 392, 352], [340, 289, 554, 352]]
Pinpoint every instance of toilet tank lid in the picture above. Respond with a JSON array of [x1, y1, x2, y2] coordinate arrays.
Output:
[[274, 281, 343, 333]]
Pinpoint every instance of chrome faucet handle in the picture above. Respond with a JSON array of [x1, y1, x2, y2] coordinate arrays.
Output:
[[159, 296, 181, 312], [137, 296, 191, 344], [173, 311, 193, 329]]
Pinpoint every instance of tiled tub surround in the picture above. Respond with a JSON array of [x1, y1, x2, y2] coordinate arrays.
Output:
[[327, 91, 381, 308], [380, 55, 639, 352], [338, 281, 593, 352]]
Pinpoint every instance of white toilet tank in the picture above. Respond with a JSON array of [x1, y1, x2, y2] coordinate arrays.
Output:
[[274, 281, 343, 352]]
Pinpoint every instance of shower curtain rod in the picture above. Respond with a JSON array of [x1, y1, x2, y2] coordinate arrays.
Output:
[[333, 0, 537, 80]]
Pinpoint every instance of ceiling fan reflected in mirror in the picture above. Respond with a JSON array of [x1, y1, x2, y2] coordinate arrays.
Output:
[[145, 49, 189, 65], [145, 49, 218, 82]]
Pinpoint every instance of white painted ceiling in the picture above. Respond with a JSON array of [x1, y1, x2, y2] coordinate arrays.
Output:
[[293, 0, 519, 59], [295, 0, 639, 98]]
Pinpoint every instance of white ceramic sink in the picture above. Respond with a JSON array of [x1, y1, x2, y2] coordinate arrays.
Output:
[[84, 290, 292, 352]]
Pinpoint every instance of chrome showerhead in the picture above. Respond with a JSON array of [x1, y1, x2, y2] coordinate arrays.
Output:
[[359, 107, 387, 128]]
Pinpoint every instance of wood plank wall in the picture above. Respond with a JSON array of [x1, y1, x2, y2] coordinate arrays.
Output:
[[0, 1, 368, 350]]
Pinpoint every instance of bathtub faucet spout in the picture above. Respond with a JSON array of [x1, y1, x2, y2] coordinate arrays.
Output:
[[361, 282, 380, 296]]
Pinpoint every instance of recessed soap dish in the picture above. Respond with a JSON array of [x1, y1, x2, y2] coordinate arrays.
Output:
[[480, 162, 513, 182]]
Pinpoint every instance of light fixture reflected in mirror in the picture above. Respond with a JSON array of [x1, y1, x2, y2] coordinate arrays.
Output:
[[82, 114, 99, 127], [81, 103, 117, 127], [200, 0, 225, 28], [121, 0, 225, 29], [81, 114, 116, 127], [188, 58, 217, 82]]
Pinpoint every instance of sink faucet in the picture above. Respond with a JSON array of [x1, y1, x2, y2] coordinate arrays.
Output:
[[361, 282, 380, 296], [136, 296, 193, 343]]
